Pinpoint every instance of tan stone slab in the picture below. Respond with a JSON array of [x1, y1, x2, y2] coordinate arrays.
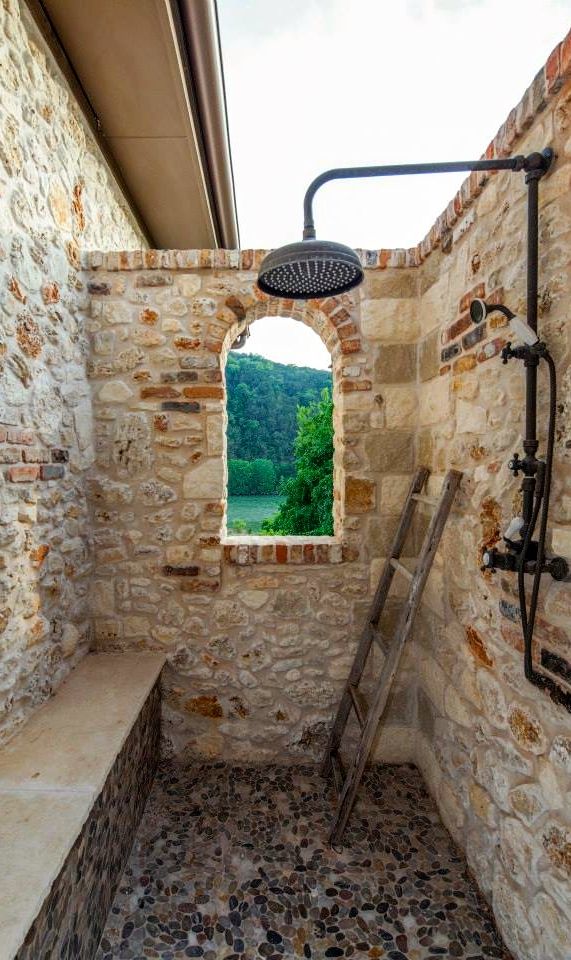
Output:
[[0, 653, 164, 796], [0, 791, 90, 960]]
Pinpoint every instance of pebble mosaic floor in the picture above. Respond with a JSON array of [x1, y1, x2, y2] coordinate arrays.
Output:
[[96, 761, 511, 960]]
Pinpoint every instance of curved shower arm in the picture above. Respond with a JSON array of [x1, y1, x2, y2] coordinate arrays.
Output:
[[301, 153, 551, 240]]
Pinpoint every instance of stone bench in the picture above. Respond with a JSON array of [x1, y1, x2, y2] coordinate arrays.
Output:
[[0, 652, 164, 960]]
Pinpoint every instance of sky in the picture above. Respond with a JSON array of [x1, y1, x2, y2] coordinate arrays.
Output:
[[219, 0, 570, 369]]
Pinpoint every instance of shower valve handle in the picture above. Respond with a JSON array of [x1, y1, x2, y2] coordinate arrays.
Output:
[[509, 453, 525, 477], [501, 342, 513, 364]]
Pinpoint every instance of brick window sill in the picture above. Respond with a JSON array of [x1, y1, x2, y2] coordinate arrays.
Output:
[[223, 536, 343, 565]]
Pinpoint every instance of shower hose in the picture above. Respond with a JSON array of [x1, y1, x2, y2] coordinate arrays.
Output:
[[517, 349, 557, 686]]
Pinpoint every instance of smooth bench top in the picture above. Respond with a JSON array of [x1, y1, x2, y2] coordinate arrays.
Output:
[[0, 652, 164, 960]]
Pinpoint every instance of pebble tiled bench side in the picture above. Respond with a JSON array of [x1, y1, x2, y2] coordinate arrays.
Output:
[[15, 686, 161, 960], [0, 654, 164, 960]]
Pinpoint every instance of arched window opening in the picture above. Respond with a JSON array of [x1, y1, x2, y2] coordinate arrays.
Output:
[[225, 315, 334, 537]]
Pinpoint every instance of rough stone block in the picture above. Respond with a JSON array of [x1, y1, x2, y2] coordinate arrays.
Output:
[[345, 477, 376, 513], [365, 430, 414, 472], [374, 342, 416, 383], [360, 298, 419, 342], [418, 329, 439, 381], [381, 386, 418, 429]]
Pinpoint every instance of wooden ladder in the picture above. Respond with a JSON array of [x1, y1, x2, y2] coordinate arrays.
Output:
[[321, 466, 462, 846]]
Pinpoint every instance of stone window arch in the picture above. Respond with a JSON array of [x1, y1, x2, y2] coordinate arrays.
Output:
[[220, 290, 367, 546]]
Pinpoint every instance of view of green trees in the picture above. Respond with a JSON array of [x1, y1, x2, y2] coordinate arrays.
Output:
[[227, 352, 332, 494], [228, 458, 276, 495], [261, 389, 334, 536]]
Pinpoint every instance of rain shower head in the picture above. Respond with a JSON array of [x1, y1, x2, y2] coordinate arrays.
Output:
[[257, 239, 363, 300]]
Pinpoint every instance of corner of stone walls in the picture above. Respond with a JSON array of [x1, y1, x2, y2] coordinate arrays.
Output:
[[409, 74, 571, 960]]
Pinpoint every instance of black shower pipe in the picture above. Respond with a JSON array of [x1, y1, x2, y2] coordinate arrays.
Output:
[[301, 152, 553, 240]]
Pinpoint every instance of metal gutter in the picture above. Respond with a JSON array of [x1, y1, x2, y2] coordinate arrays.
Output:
[[174, 0, 240, 249]]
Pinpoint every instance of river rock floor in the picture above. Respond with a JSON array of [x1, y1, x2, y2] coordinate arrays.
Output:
[[96, 761, 510, 960]]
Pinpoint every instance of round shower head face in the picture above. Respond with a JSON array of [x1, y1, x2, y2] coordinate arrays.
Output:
[[257, 240, 364, 300]]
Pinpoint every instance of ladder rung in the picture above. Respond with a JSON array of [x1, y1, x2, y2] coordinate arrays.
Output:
[[412, 493, 439, 508], [390, 558, 414, 581], [330, 751, 346, 795], [348, 683, 368, 729]]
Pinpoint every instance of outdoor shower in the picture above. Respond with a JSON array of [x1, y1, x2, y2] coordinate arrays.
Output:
[[257, 150, 570, 707]]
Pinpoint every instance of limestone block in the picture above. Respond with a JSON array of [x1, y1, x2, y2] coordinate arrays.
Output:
[[213, 601, 248, 629], [508, 783, 545, 825], [98, 380, 133, 404], [344, 477, 376, 513], [381, 385, 418, 429], [380, 475, 412, 514], [418, 377, 451, 426], [91, 580, 115, 616], [500, 816, 540, 887], [465, 827, 497, 898], [443, 685, 472, 727], [360, 298, 418, 342], [438, 777, 466, 841], [476, 670, 508, 729], [530, 891, 571, 960], [418, 329, 439, 382], [542, 821, 571, 877], [374, 342, 416, 383], [112, 413, 151, 474], [419, 273, 449, 337], [124, 616, 151, 637], [285, 678, 336, 708], [206, 416, 224, 455], [100, 302, 132, 325], [190, 297, 216, 316], [456, 399, 487, 434], [474, 746, 527, 811], [241, 591, 269, 610], [165, 545, 195, 566], [551, 526, 571, 558], [507, 703, 547, 755], [60, 623, 79, 658], [549, 735, 571, 774], [183, 459, 223, 499], [139, 480, 176, 504], [492, 869, 537, 960], [365, 430, 414, 473], [178, 275, 201, 297]]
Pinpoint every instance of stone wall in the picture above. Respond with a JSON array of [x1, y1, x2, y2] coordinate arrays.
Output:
[[410, 66, 571, 960], [85, 250, 421, 762], [0, 0, 145, 744]]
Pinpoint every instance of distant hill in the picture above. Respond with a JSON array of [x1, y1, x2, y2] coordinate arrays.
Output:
[[226, 352, 332, 484]]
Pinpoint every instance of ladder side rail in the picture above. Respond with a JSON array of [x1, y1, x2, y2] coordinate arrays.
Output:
[[369, 466, 429, 629]]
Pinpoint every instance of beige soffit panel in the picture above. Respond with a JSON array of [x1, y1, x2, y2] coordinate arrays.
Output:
[[32, 0, 238, 248]]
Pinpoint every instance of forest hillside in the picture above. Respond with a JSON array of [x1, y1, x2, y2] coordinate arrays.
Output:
[[226, 352, 332, 494]]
